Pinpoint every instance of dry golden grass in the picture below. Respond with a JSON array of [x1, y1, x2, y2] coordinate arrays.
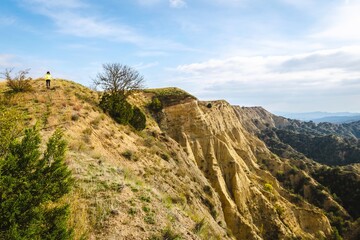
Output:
[[0, 79, 232, 240]]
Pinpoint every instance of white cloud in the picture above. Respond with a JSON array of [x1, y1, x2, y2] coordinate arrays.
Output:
[[169, 0, 187, 8], [313, 1, 360, 41], [21, 0, 146, 45], [134, 62, 159, 70], [20, 0, 191, 50], [173, 46, 360, 111], [177, 47, 360, 84], [52, 13, 144, 44]]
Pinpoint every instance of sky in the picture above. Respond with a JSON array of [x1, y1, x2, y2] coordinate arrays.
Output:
[[1, 0, 360, 113]]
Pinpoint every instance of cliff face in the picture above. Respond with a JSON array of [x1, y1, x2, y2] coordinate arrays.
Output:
[[159, 99, 332, 239], [230, 105, 360, 239], [233, 106, 291, 134]]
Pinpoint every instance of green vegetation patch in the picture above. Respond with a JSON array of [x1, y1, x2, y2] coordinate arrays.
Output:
[[145, 87, 196, 107], [0, 127, 73, 239]]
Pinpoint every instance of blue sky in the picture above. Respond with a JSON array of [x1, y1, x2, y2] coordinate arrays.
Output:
[[1, 0, 360, 112]]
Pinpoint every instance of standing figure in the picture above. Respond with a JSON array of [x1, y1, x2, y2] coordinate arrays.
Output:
[[45, 71, 52, 89]]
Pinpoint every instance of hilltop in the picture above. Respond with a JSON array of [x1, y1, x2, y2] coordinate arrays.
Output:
[[0, 79, 359, 239]]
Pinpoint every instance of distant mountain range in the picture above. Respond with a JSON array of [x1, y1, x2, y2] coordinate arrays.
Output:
[[311, 115, 360, 124], [275, 111, 360, 123]]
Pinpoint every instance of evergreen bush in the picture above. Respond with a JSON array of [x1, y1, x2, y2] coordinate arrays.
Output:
[[100, 93, 146, 130], [148, 97, 163, 112], [99, 93, 133, 124], [0, 107, 25, 157], [0, 127, 73, 239], [130, 106, 146, 131]]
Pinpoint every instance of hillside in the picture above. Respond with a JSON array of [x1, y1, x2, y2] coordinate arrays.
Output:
[[1, 80, 231, 239], [236, 106, 360, 237], [1, 79, 358, 239], [235, 106, 360, 166]]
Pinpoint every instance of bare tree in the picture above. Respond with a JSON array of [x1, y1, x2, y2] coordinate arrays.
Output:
[[1, 68, 32, 92], [94, 63, 144, 100]]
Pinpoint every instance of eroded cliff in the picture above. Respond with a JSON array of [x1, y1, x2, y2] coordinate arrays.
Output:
[[158, 98, 332, 239]]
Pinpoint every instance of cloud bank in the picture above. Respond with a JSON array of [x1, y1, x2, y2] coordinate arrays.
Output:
[[314, 1, 360, 41], [174, 46, 360, 111]]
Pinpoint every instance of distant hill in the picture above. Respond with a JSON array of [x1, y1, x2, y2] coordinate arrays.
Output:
[[312, 115, 360, 124], [277, 119, 360, 139], [264, 129, 360, 165], [277, 111, 360, 123], [237, 106, 360, 165], [237, 106, 360, 232]]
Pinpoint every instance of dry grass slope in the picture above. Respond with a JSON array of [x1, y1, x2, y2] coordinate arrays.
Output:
[[0, 79, 232, 240]]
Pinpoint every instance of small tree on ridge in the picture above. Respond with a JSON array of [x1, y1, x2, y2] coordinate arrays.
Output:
[[94, 63, 144, 101], [94, 63, 147, 130]]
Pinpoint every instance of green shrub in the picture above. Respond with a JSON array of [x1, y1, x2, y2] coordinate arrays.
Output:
[[99, 93, 146, 130], [122, 150, 133, 160], [90, 116, 101, 127], [139, 195, 151, 203], [99, 93, 133, 124], [264, 183, 274, 192], [150, 227, 182, 240], [203, 185, 213, 196], [129, 106, 146, 131], [201, 197, 217, 218], [275, 171, 285, 182], [0, 107, 25, 157], [193, 218, 206, 234], [332, 228, 343, 240], [275, 203, 285, 217], [0, 127, 73, 239], [313, 167, 360, 219], [291, 194, 303, 203], [128, 208, 137, 216], [71, 113, 79, 121], [142, 206, 151, 212], [159, 152, 170, 161], [148, 97, 163, 112], [144, 213, 155, 224]]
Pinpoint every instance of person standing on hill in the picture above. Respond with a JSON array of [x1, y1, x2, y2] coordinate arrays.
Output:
[[45, 71, 52, 89]]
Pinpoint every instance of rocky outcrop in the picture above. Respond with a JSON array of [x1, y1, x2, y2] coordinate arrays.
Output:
[[233, 106, 290, 134], [159, 99, 332, 239]]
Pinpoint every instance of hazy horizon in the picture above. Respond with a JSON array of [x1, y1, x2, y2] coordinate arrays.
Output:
[[1, 0, 360, 113]]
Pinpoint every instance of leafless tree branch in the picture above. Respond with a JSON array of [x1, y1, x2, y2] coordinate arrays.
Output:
[[93, 63, 144, 100]]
